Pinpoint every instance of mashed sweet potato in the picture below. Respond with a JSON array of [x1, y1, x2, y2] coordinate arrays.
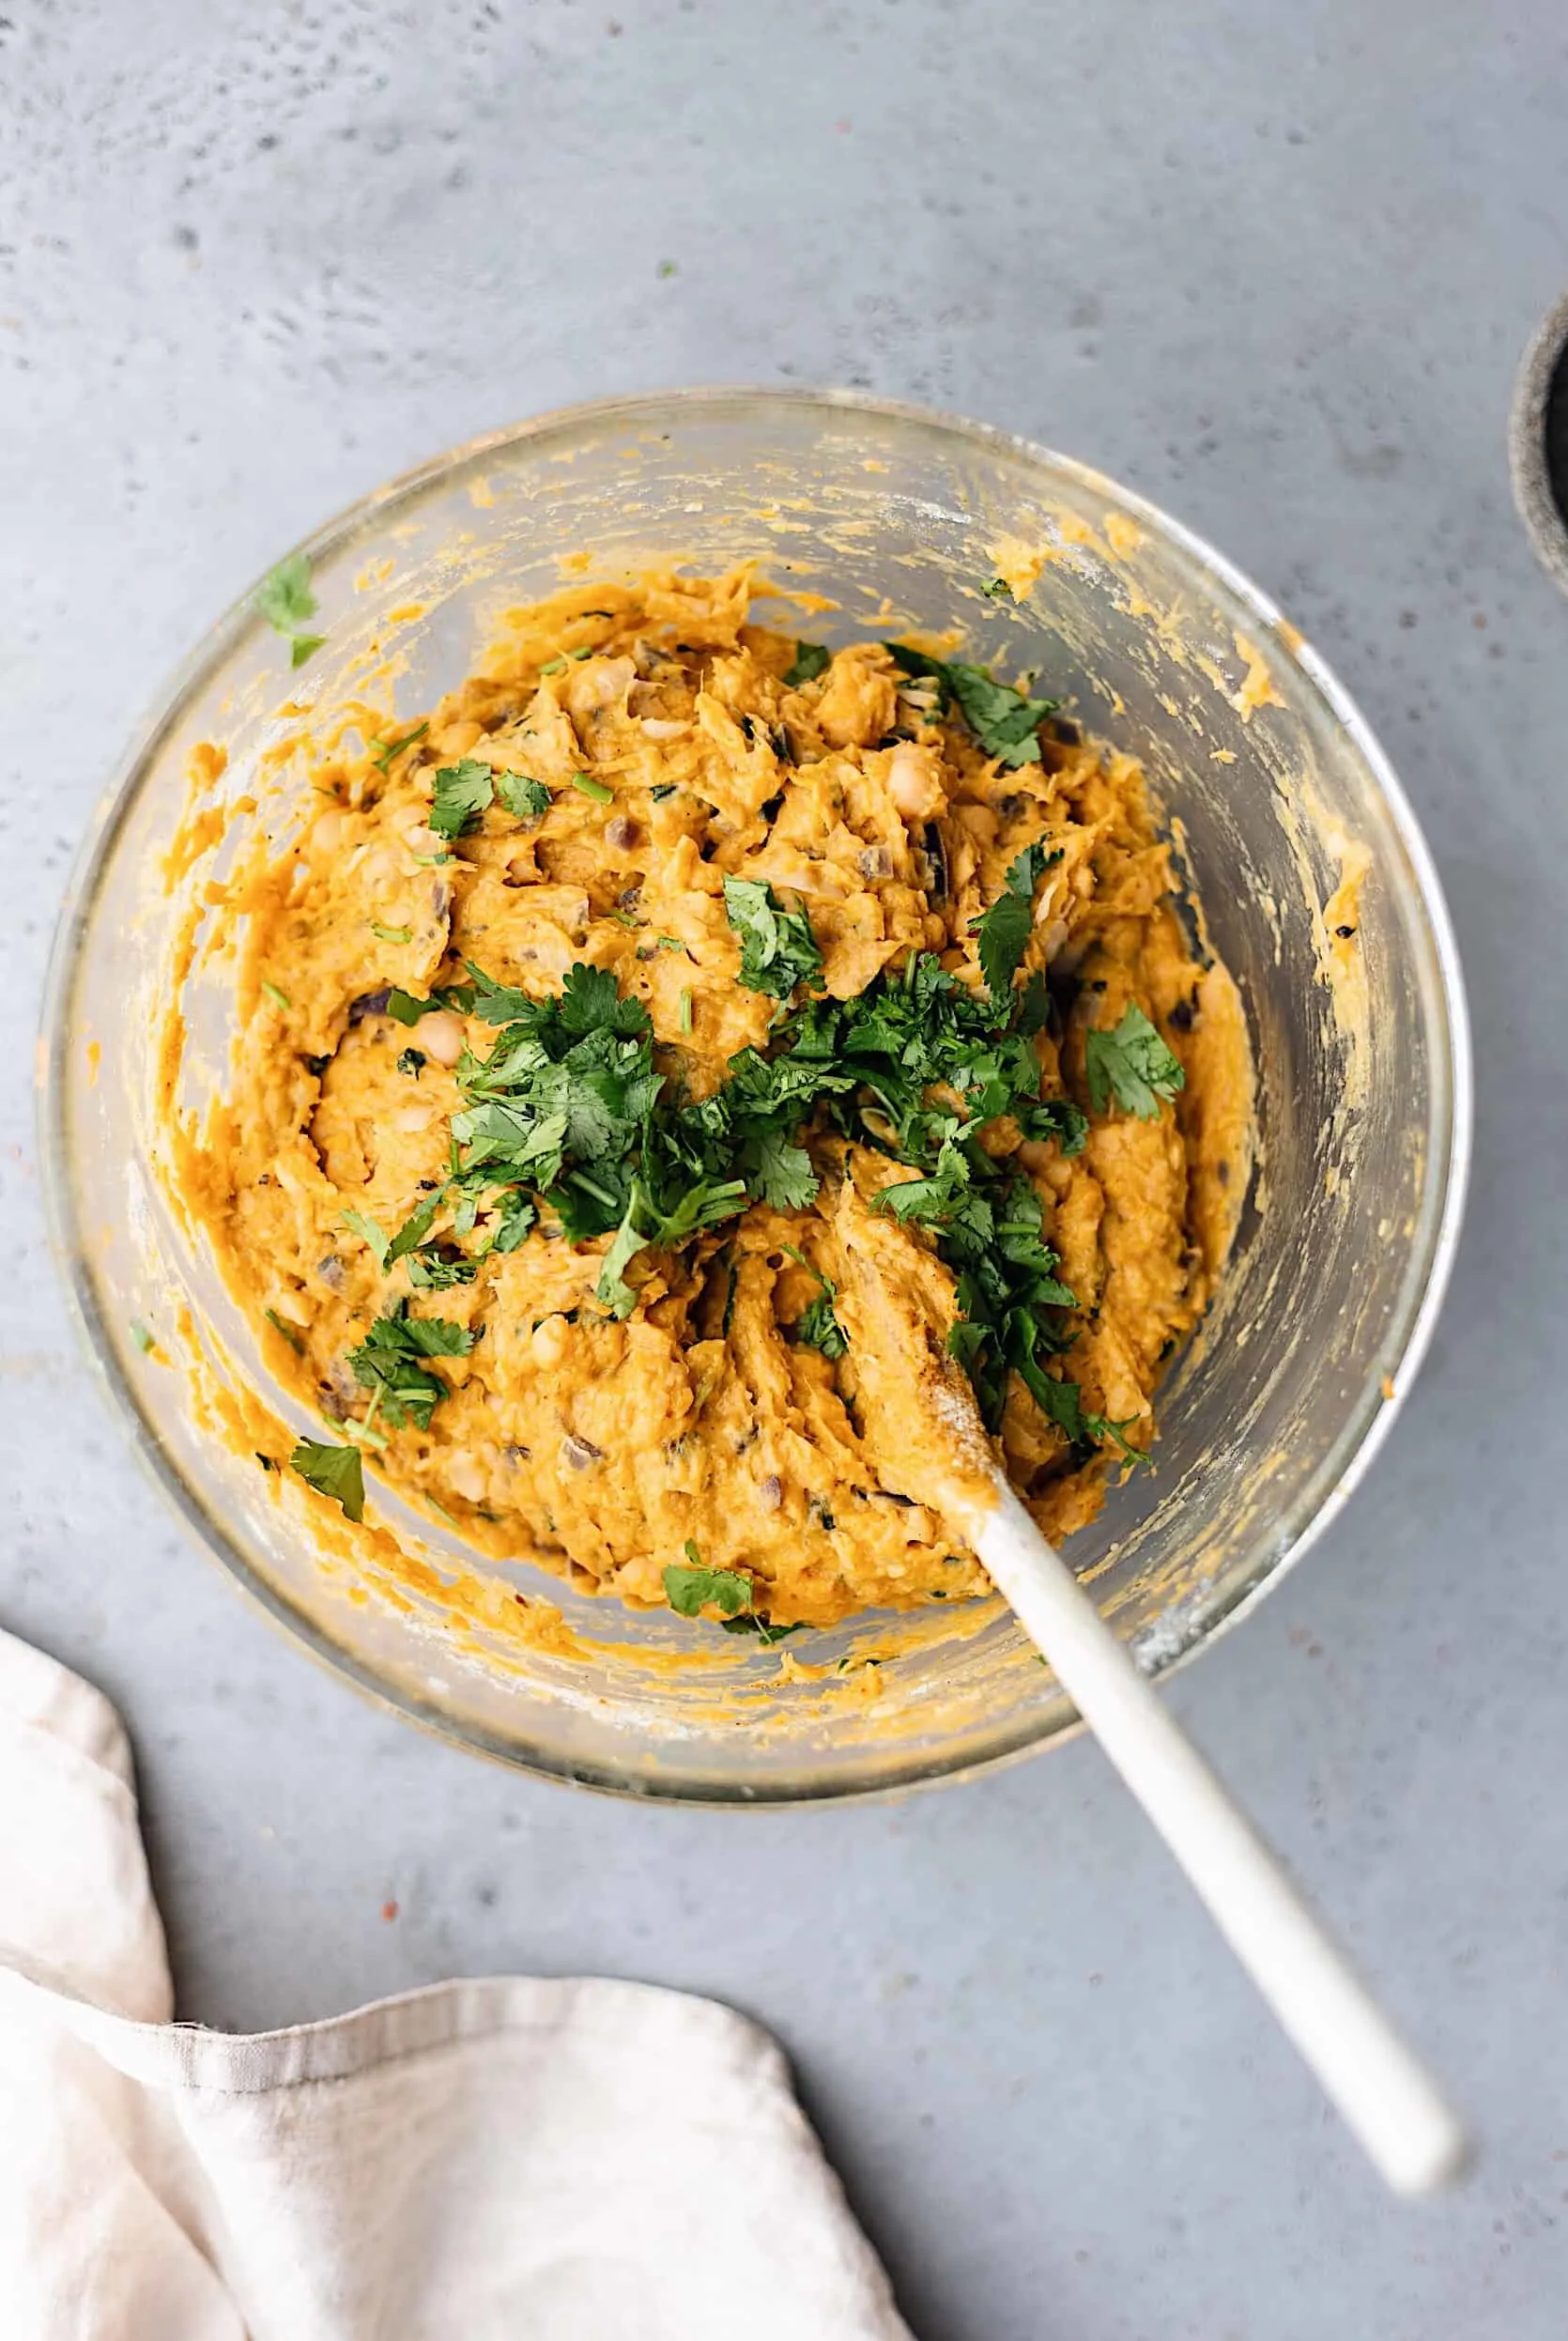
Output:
[[175, 567, 1251, 1630]]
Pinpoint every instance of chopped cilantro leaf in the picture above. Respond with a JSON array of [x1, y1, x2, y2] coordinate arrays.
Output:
[[722, 1612, 805, 1642], [386, 989, 436, 1024], [463, 963, 546, 1025], [429, 760, 496, 839], [1084, 1004, 1186, 1120], [1004, 839, 1055, 899], [264, 1306, 305, 1354], [885, 642, 1058, 766], [974, 841, 1060, 1002], [496, 773, 551, 820], [979, 577, 1013, 601], [746, 1127, 817, 1210], [595, 1172, 748, 1317], [558, 962, 651, 1039], [451, 1101, 570, 1187], [1019, 1363, 1138, 1460], [254, 553, 317, 637], [407, 1248, 478, 1290], [340, 1207, 390, 1270], [974, 891, 1029, 1003], [948, 664, 1057, 766], [289, 1439, 364, 1521], [796, 1286, 847, 1361], [879, 1142, 974, 1229], [347, 1304, 471, 1430], [783, 641, 830, 686], [289, 635, 324, 670], [723, 876, 823, 1000], [480, 1191, 536, 1255], [594, 1203, 649, 1317], [663, 1559, 752, 1619], [1022, 1357, 1086, 1439], [388, 1191, 443, 1265], [1015, 968, 1052, 1039], [377, 1310, 473, 1359], [1026, 1096, 1090, 1156]]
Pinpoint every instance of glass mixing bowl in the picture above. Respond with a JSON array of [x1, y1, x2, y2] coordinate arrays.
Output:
[[39, 390, 1469, 1802]]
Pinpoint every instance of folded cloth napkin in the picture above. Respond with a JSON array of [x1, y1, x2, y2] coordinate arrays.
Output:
[[0, 1629, 912, 2339]]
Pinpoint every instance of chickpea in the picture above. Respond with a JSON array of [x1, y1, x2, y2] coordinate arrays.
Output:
[[446, 1454, 487, 1504], [418, 1010, 467, 1068], [887, 742, 942, 821], [435, 719, 484, 758]]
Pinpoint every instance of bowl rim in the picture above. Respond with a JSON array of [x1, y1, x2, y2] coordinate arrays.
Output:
[[38, 382, 1473, 1805]]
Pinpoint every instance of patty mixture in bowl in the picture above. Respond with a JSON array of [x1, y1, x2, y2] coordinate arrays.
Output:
[[174, 566, 1252, 1633]]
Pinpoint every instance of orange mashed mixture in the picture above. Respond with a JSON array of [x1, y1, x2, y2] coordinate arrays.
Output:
[[172, 567, 1252, 1628]]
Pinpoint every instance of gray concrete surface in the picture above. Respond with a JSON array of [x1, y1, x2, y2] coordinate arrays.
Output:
[[4, 3, 1566, 2333]]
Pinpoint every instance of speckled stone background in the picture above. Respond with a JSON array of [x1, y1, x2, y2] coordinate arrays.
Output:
[[5, 4, 1568, 2334]]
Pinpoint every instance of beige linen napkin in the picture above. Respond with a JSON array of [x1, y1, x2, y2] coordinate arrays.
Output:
[[0, 1628, 912, 2339]]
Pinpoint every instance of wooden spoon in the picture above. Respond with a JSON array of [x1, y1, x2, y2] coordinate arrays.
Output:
[[832, 1191, 1468, 2197]]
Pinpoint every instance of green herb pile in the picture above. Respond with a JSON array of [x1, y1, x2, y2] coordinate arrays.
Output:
[[313, 886, 1178, 1471]]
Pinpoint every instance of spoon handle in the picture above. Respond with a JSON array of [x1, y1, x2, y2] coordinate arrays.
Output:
[[973, 1476, 1468, 2196]]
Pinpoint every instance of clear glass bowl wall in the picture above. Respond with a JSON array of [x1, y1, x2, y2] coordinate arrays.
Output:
[[41, 391, 1468, 1801]]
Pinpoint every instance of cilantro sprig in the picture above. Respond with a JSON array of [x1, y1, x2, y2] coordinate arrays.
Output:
[[340, 1207, 391, 1270], [1084, 1004, 1186, 1120], [254, 553, 325, 669], [662, 1543, 802, 1639], [722, 1613, 805, 1644], [663, 1542, 753, 1619], [795, 1282, 846, 1361], [497, 774, 551, 820], [320, 916, 1132, 1467], [885, 643, 1058, 767], [973, 840, 1062, 1003], [782, 1247, 847, 1360], [723, 877, 823, 1001], [429, 761, 496, 839], [347, 1303, 473, 1430], [595, 1173, 749, 1317]]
